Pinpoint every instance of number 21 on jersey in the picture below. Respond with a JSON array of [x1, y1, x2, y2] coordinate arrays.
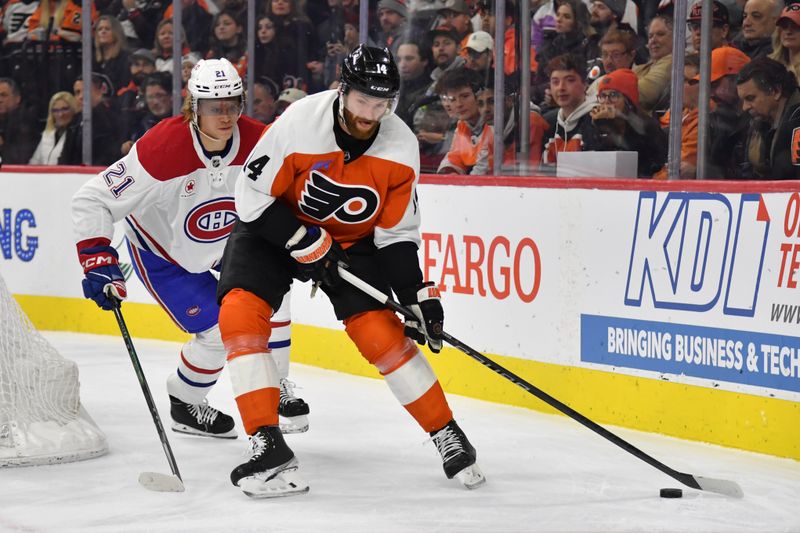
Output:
[[103, 162, 135, 198]]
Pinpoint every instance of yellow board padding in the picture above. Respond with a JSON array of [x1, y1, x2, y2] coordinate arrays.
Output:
[[15, 294, 800, 460]]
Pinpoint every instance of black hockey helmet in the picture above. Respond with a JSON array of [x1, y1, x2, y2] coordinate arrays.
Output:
[[340, 45, 400, 99]]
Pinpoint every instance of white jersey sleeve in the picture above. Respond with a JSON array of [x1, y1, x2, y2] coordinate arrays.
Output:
[[71, 143, 160, 246]]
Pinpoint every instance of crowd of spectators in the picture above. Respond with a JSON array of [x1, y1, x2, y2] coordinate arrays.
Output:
[[0, 0, 799, 178]]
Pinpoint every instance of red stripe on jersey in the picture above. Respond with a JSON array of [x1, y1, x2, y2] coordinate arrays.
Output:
[[180, 352, 224, 374], [128, 214, 179, 264], [136, 117, 203, 181], [270, 320, 291, 328]]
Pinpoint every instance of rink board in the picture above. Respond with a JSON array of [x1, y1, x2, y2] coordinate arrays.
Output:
[[2, 167, 799, 460]]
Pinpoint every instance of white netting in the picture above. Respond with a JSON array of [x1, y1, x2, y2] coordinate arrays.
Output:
[[0, 272, 107, 466]]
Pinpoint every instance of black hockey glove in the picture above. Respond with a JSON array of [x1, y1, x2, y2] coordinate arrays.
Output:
[[287, 226, 348, 288], [397, 282, 444, 354]]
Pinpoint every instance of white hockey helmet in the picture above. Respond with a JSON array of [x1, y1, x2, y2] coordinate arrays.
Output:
[[187, 58, 244, 126], [188, 58, 243, 100]]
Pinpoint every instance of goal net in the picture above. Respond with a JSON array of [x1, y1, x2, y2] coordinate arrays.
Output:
[[0, 272, 107, 467]]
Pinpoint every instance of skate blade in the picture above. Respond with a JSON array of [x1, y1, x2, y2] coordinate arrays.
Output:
[[172, 422, 238, 439], [239, 468, 310, 499], [138, 472, 185, 492], [279, 415, 309, 434], [454, 464, 486, 490]]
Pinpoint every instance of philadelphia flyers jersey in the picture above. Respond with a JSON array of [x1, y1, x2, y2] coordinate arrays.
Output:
[[235, 90, 421, 250], [72, 115, 266, 273]]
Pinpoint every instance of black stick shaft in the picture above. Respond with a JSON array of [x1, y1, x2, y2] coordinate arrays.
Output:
[[112, 305, 183, 481], [337, 267, 702, 491]]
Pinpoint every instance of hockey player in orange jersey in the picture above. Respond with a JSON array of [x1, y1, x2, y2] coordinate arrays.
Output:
[[217, 44, 485, 498]]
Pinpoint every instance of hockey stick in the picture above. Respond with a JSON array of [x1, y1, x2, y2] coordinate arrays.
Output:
[[337, 266, 744, 498], [110, 300, 185, 492]]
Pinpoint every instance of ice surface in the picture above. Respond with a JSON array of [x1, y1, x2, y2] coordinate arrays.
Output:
[[2, 332, 798, 533]]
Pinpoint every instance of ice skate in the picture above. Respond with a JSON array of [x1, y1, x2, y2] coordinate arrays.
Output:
[[430, 420, 486, 489], [278, 379, 310, 434], [169, 395, 237, 439], [231, 426, 309, 498]]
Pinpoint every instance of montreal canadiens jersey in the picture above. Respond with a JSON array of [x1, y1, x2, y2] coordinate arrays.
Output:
[[72, 115, 266, 273], [235, 90, 422, 250]]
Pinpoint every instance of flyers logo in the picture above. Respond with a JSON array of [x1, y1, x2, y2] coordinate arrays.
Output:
[[792, 127, 800, 166], [543, 136, 583, 165], [299, 170, 380, 223]]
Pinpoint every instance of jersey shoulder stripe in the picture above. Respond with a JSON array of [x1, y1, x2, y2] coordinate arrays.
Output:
[[136, 117, 202, 181], [233, 115, 267, 164]]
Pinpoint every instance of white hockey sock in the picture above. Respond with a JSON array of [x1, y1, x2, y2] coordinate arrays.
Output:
[[168, 324, 227, 405], [269, 291, 292, 380]]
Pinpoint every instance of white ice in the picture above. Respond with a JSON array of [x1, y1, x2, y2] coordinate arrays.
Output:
[[2, 332, 799, 533]]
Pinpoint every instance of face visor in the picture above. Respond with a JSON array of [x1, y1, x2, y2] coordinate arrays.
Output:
[[196, 96, 244, 118]]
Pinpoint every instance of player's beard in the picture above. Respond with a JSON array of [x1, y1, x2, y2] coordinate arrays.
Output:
[[341, 107, 379, 140]]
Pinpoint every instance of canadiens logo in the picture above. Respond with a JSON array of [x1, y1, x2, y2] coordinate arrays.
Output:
[[186, 305, 201, 317], [299, 170, 380, 223], [184, 197, 238, 243]]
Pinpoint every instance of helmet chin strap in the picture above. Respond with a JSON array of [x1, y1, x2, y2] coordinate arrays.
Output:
[[194, 121, 225, 143]]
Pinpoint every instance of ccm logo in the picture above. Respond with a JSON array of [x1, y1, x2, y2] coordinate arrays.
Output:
[[81, 256, 115, 269]]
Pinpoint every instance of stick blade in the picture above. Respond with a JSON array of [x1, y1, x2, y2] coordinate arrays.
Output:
[[694, 475, 743, 498], [138, 472, 185, 492]]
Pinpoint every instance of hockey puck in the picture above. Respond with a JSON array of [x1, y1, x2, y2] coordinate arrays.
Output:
[[659, 488, 683, 498]]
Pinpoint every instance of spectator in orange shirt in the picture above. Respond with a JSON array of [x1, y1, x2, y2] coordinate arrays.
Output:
[[474, 79, 550, 174], [436, 68, 491, 174], [28, 0, 97, 42], [654, 54, 700, 179]]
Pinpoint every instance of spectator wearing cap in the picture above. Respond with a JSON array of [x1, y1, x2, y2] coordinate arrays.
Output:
[[253, 76, 280, 124], [589, 68, 668, 177], [436, 68, 492, 174], [633, 14, 673, 115], [396, 42, 432, 127], [426, 25, 466, 95], [372, 0, 409, 58], [438, 0, 472, 42], [769, 4, 800, 84], [477, 0, 535, 78], [702, 46, 752, 178], [533, 0, 593, 107], [737, 57, 800, 179], [61, 73, 122, 166], [541, 54, 601, 170], [464, 30, 493, 75], [117, 48, 157, 139], [275, 88, 307, 116], [687, 0, 731, 52], [734, 0, 779, 59], [586, 0, 646, 65]]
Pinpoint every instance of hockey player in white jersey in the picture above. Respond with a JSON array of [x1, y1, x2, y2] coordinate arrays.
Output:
[[71, 58, 310, 438]]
